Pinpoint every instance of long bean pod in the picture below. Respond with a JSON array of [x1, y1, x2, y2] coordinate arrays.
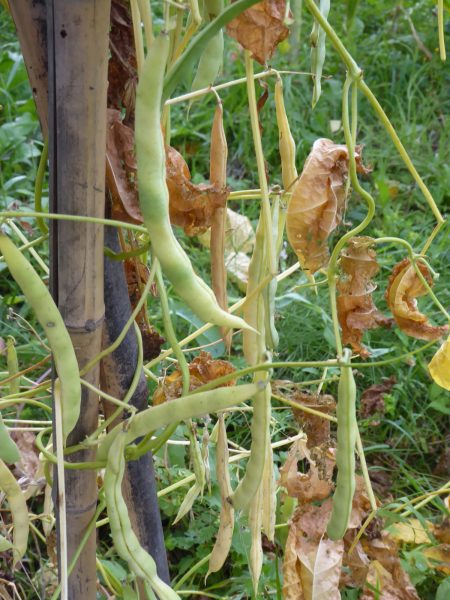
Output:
[[326, 348, 357, 540], [310, 0, 330, 107], [97, 383, 262, 461], [191, 0, 224, 95], [105, 432, 180, 599], [0, 233, 81, 443], [0, 458, 28, 565], [135, 35, 250, 332]]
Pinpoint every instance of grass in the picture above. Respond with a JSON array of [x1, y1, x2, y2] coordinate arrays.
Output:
[[1, 1, 449, 598]]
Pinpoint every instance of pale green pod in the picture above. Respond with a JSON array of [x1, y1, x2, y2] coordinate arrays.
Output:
[[326, 349, 357, 540], [0, 233, 81, 443], [136, 35, 250, 332], [0, 458, 28, 566]]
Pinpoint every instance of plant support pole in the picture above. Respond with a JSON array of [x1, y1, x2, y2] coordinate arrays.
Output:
[[47, 1, 110, 597]]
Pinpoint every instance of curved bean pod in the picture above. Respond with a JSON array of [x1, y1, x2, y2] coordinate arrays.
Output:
[[0, 458, 28, 566], [97, 382, 262, 461], [105, 432, 180, 599], [326, 349, 357, 540], [136, 35, 250, 332], [0, 233, 81, 443]]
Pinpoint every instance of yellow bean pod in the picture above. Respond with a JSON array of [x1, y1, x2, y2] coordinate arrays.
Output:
[[207, 415, 234, 576]]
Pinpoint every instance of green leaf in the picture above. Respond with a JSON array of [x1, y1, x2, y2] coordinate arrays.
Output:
[[0, 534, 13, 551], [436, 577, 450, 600]]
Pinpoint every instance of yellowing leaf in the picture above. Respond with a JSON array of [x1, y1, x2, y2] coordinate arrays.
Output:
[[422, 544, 450, 574], [429, 335, 450, 391], [388, 519, 433, 545]]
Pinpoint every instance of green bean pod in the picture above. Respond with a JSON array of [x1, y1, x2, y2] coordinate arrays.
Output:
[[0, 416, 20, 464], [191, 31, 223, 93], [136, 35, 250, 332], [0, 458, 28, 566], [310, 0, 330, 107], [97, 383, 262, 461], [263, 196, 280, 350], [6, 336, 19, 396], [326, 349, 357, 540], [105, 432, 180, 599], [0, 233, 81, 443]]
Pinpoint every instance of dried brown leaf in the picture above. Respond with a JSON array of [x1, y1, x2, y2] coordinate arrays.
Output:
[[166, 146, 230, 236], [359, 376, 397, 425], [286, 139, 369, 274], [386, 258, 448, 341], [278, 438, 334, 501], [289, 391, 335, 448], [106, 109, 143, 224], [361, 532, 420, 599], [123, 255, 165, 360], [337, 237, 393, 357], [227, 0, 290, 65], [282, 502, 344, 600], [153, 351, 236, 405], [108, 0, 137, 122], [11, 431, 39, 480]]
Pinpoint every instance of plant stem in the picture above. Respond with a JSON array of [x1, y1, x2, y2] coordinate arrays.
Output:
[[304, 0, 444, 228]]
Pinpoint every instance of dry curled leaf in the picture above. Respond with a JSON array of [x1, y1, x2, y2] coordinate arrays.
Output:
[[153, 351, 235, 405], [166, 146, 230, 236], [359, 376, 397, 425], [386, 258, 448, 341], [286, 139, 369, 275], [227, 0, 290, 65], [337, 237, 393, 357], [106, 109, 143, 224]]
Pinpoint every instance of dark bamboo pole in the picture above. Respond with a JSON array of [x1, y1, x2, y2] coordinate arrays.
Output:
[[102, 226, 171, 585], [46, 2, 110, 597]]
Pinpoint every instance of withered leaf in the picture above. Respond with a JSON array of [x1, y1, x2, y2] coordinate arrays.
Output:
[[282, 501, 344, 600], [361, 532, 420, 599], [166, 146, 230, 236], [286, 139, 369, 275], [386, 258, 448, 341], [226, 0, 290, 65], [289, 390, 335, 448], [337, 237, 392, 357], [278, 438, 334, 501], [106, 109, 143, 224], [359, 376, 396, 424], [153, 351, 235, 405], [108, 0, 137, 122]]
